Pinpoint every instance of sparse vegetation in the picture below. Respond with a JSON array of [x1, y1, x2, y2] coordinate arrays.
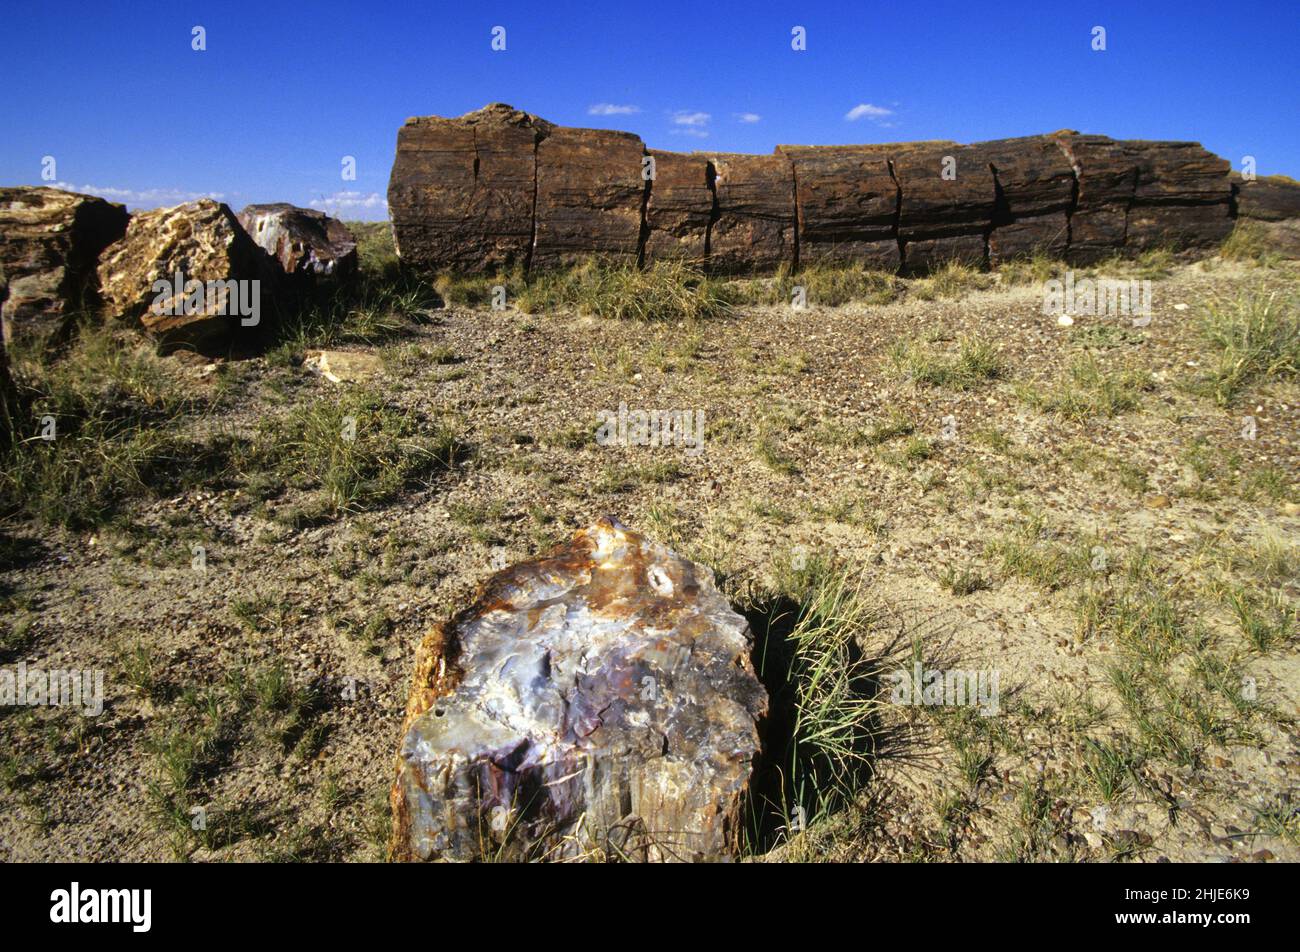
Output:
[[518, 258, 731, 321], [890, 336, 1005, 389], [1191, 286, 1299, 405], [1017, 354, 1153, 419]]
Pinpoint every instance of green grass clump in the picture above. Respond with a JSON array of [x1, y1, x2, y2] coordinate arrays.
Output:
[[1017, 354, 1153, 420], [910, 260, 992, 300], [518, 258, 731, 321], [889, 336, 1005, 389], [728, 263, 899, 308], [748, 562, 881, 850], [1219, 220, 1281, 267], [0, 321, 226, 527], [998, 248, 1067, 286], [1191, 287, 1299, 405], [433, 269, 524, 308], [344, 220, 400, 276], [270, 272, 436, 359], [244, 389, 464, 516]]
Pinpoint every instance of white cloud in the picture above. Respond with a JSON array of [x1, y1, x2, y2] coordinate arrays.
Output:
[[672, 110, 711, 127], [52, 182, 225, 206], [844, 103, 895, 122], [309, 191, 388, 217], [734, 112, 762, 124], [670, 128, 710, 139], [588, 103, 641, 116]]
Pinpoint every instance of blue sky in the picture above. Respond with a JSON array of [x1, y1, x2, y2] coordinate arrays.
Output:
[[2, 1, 1296, 220]]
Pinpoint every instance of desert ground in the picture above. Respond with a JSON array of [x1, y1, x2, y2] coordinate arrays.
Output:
[[1, 224, 1297, 862]]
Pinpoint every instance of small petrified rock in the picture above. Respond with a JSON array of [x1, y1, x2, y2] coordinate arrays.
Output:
[[391, 518, 768, 862], [304, 349, 383, 384], [97, 199, 277, 352], [0, 186, 129, 349], [237, 203, 358, 286]]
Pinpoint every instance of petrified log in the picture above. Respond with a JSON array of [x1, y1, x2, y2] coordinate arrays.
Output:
[[971, 136, 1076, 262], [0, 335, 13, 444], [386, 106, 1252, 276], [1051, 134, 1232, 259], [0, 187, 128, 350], [532, 127, 646, 269], [643, 150, 712, 263], [1232, 173, 1300, 222], [97, 199, 277, 352], [1050, 133, 1139, 263], [888, 143, 995, 272], [704, 152, 796, 273], [1231, 173, 1300, 258], [1124, 141, 1232, 251], [388, 104, 549, 274], [391, 518, 768, 862], [777, 145, 900, 271], [237, 203, 358, 286]]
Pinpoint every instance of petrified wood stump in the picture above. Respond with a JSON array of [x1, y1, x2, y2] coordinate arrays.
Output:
[[391, 518, 768, 862]]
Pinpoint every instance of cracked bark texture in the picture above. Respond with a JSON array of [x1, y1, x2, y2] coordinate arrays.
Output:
[[777, 145, 900, 271], [642, 150, 712, 262], [387, 105, 1252, 276], [387, 104, 549, 274], [531, 126, 645, 269]]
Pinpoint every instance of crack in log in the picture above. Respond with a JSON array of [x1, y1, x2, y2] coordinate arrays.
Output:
[[636, 149, 652, 270], [986, 163, 1011, 265], [704, 159, 719, 265], [1050, 136, 1082, 258], [524, 127, 546, 275], [887, 158, 905, 274], [786, 155, 801, 272]]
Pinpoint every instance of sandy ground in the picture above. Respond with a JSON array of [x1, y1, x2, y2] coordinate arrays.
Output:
[[1, 257, 1297, 862]]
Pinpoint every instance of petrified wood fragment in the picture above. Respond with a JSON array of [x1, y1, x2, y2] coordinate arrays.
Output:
[[703, 152, 796, 273], [889, 143, 995, 272], [970, 136, 1075, 262], [1050, 133, 1139, 262], [1124, 140, 1232, 251], [391, 518, 768, 862], [0, 187, 128, 349], [388, 103, 549, 274], [642, 150, 712, 263], [531, 127, 646, 269], [777, 145, 900, 270], [237, 203, 358, 286], [97, 199, 276, 352]]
